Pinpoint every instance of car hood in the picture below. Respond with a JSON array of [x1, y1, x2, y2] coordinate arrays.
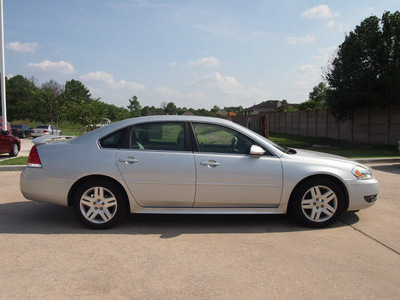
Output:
[[291, 148, 355, 164]]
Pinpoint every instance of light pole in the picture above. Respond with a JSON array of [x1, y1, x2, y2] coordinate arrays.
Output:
[[0, 0, 6, 131]]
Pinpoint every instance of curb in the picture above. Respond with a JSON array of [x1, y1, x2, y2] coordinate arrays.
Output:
[[353, 157, 400, 164], [0, 165, 27, 171], [0, 157, 399, 172]]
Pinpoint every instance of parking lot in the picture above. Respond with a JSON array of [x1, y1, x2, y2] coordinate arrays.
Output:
[[0, 158, 399, 298]]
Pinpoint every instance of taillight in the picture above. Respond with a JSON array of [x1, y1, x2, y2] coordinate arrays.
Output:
[[43, 130, 48, 133], [28, 146, 42, 168]]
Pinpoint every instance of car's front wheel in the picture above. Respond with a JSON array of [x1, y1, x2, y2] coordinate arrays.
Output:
[[290, 178, 344, 228], [73, 180, 128, 229], [9, 143, 19, 157]]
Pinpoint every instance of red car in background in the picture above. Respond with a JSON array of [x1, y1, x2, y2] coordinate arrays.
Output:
[[0, 117, 21, 157]]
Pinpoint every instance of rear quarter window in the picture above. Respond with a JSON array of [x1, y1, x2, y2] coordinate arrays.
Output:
[[99, 128, 127, 149]]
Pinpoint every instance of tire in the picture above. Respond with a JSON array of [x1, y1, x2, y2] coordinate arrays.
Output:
[[9, 143, 19, 157], [73, 180, 128, 229], [290, 178, 344, 228], [21, 132, 26, 139]]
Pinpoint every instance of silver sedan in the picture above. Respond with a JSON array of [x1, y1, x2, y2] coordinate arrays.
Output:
[[31, 124, 62, 137], [20, 116, 378, 229]]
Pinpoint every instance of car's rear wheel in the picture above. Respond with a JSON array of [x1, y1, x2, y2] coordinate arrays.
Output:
[[73, 180, 128, 229], [9, 143, 19, 157], [290, 178, 344, 228]]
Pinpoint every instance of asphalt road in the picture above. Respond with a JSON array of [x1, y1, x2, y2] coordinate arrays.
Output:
[[0, 163, 399, 299]]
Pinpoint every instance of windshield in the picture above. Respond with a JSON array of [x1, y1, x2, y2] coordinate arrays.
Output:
[[12, 125, 22, 128], [36, 125, 49, 129]]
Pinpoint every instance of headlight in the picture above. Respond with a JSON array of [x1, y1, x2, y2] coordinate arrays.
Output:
[[352, 165, 373, 180]]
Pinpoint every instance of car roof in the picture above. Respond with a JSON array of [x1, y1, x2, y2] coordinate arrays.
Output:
[[75, 115, 240, 141]]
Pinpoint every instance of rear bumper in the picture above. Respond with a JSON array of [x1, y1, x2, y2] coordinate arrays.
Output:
[[31, 133, 49, 137], [20, 167, 73, 207]]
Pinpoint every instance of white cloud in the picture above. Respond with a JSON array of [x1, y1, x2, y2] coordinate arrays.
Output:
[[293, 64, 320, 78], [290, 64, 322, 100], [156, 86, 181, 98], [80, 71, 146, 106], [169, 62, 177, 67], [325, 20, 335, 28], [6, 41, 39, 53], [301, 5, 338, 19], [194, 72, 240, 93], [286, 34, 316, 45], [28, 60, 75, 74], [190, 72, 269, 107], [313, 47, 338, 63], [150, 72, 269, 109], [80, 71, 146, 90], [188, 57, 219, 68]]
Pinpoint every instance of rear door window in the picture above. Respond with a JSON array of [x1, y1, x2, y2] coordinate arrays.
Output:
[[131, 122, 187, 151]]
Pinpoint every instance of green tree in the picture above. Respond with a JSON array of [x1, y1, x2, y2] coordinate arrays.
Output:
[[35, 80, 66, 125], [298, 82, 328, 111], [5, 75, 38, 121], [224, 106, 244, 115], [274, 100, 298, 113], [325, 11, 400, 120], [69, 99, 106, 131], [104, 104, 130, 121], [164, 102, 177, 115], [211, 105, 220, 114], [127, 95, 142, 117], [64, 79, 92, 104]]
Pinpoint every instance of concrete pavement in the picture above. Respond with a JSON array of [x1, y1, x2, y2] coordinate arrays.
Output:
[[0, 162, 399, 299]]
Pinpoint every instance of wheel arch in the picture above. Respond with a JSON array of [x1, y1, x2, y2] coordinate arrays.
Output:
[[67, 175, 130, 209], [288, 174, 349, 212]]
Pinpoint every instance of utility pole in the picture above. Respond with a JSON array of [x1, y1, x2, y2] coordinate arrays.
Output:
[[0, 0, 7, 131]]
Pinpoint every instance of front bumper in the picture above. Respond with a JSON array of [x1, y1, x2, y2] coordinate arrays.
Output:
[[346, 178, 379, 211]]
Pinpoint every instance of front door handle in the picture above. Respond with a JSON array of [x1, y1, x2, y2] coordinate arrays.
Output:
[[200, 160, 220, 168], [118, 156, 138, 164]]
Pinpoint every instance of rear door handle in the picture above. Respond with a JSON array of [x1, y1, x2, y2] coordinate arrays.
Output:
[[118, 156, 138, 164], [200, 160, 220, 168]]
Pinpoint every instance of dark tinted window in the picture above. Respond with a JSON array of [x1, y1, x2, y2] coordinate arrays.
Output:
[[99, 128, 126, 149], [131, 122, 186, 151]]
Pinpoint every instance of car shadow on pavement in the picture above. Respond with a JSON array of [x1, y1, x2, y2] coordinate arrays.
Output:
[[0, 201, 359, 237], [370, 163, 400, 175]]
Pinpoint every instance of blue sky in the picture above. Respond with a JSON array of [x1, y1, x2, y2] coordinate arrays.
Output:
[[3, 0, 399, 110]]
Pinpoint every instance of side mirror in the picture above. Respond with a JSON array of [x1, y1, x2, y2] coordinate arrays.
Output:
[[250, 145, 266, 156]]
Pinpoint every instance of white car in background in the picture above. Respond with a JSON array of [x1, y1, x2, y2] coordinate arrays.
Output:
[[31, 124, 62, 137], [20, 116, 378, 229]]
